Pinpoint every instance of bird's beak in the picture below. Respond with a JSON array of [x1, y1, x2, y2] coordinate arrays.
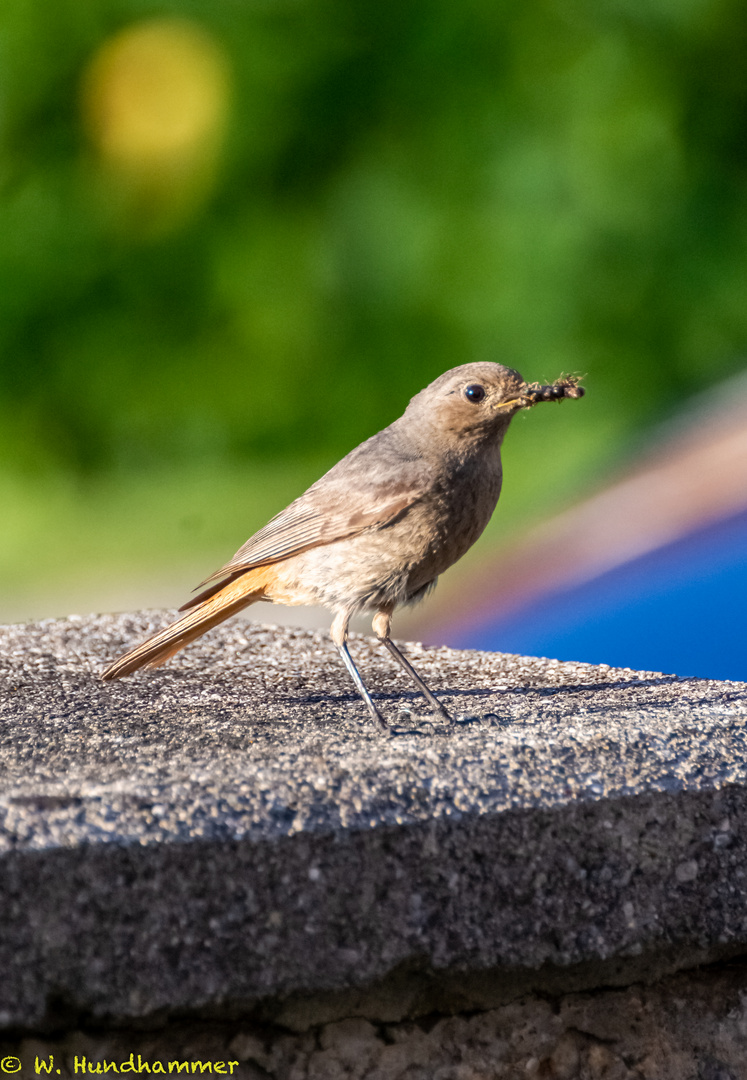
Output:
[[494, 395, 526, 411]]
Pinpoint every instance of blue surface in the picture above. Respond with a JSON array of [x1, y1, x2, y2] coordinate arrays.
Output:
[[452, 509, 747, 682]]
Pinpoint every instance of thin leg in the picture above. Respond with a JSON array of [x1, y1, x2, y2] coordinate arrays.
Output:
[[372, 609, 453, 723], [335, 641, 390, 734], [331, 609, 389, 734], [381, 638, 453, 723]]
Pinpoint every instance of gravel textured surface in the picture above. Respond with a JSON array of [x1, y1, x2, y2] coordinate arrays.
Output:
[[1, 611, 747, 1031]]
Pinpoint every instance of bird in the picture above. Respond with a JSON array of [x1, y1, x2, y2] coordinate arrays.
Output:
[[101, 363, 584, 732]]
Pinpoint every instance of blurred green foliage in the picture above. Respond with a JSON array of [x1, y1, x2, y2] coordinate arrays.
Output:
[[2, 0, 747, 616]]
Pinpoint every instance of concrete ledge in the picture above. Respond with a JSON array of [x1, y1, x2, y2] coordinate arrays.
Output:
[[1, 611, 747, 1033], [5, 960, 747, 1079]]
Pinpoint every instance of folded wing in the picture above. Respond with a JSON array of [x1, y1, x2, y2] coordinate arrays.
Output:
[[181, 447, 432, 611]]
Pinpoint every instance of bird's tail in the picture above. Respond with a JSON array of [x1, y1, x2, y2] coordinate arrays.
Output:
[[101, 567, 272, 680]]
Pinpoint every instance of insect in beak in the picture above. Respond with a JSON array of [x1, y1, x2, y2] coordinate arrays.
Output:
[[520, 376, 585, 407]]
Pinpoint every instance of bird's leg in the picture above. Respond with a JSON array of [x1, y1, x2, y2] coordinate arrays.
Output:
[[330, 610, 389, 734], [372, 609, 453, 723]]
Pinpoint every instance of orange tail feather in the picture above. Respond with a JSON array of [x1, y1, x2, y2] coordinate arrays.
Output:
[[101, 567, 273, 680]]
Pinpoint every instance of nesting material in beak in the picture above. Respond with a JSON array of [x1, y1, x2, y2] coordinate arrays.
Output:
[[522, 375, 585, 406]]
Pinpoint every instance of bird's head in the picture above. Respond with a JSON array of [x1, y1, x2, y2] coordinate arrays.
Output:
[[404, 362, 584, 451]]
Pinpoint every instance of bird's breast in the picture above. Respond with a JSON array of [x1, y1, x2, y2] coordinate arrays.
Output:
[[277, 455, 504, 613], [406, 458, 504, 580]]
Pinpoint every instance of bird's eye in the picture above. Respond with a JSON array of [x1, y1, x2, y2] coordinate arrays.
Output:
[[463, 384, 486, 404]]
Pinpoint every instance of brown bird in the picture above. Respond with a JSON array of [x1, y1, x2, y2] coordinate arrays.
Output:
[[102, 363, 584, 732]]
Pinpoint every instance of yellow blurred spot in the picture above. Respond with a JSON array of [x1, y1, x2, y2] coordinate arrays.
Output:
[[81, 19, 231, 235]]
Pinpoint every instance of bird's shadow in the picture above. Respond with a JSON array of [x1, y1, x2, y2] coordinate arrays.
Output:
[[282, 673, 741, 735], [284, 674, 689, 710]]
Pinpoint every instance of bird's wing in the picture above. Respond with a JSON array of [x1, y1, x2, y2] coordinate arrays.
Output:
[[219, 481, 423, 574], [179, 445, 432, 610]]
